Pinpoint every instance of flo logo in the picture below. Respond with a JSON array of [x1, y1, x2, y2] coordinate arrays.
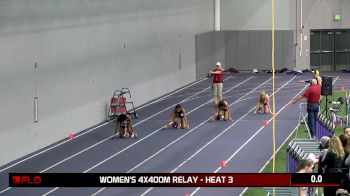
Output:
[[12, 176, 21, 185], [11, 175, 42, 186]]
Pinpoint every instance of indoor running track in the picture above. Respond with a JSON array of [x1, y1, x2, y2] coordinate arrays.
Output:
[[0, 72, 349, 196]]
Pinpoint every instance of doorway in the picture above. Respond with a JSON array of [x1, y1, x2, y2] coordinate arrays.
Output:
[[310, 29, 350, 71]]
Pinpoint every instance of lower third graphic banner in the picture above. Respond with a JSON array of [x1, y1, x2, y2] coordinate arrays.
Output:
[[9, 173, 342, 187]]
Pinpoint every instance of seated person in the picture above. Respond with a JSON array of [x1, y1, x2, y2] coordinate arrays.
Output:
[[210, 100, 232, 121], [165, 104, 189, 129], [254, 91, 272, 114], [114, 114, 138, 139]]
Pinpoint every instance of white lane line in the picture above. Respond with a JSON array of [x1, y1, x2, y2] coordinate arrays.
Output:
[[39, 77, 228, 173], [0, 121, 110, 173], [238, 124, 300, 196], [0, 77, 226, 194], [189, 78, 310, 196], [230, 90, 305, 104], [187, 84, 306, 101], [0, 187, 11, 194], [185, 83, 306, 103], [0, 77, 208, 173], [140, 76, 295, 196], [91, 77, 271, 196], [223, 87, 306, 102], [40, 76, 254, 196], [238, 76, 340, 196], [72, 76, 246, 174], [136, 77, 208, 110]]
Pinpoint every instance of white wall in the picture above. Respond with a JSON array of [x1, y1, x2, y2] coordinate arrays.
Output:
[[0, 0, 213, 166]]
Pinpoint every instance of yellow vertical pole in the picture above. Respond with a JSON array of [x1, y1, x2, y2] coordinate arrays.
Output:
[[271, 0, 276, 195]]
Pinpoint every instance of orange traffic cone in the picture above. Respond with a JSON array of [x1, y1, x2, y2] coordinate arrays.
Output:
[[220, 160, 227, 168], [263, 120, 268, 127]]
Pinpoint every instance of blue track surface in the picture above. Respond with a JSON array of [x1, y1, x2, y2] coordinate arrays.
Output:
[[1, 72, 349, 196]]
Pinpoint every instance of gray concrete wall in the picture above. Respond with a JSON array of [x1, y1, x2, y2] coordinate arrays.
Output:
[[214, 31, 226, 69], [195, 31, 225, 79], [196, 30, 295, 72], [224, 30, 295, 70], [296, 0, 350, 70], [220, 0, 350, 70], [0, 0, 213, 166], [220, 0, 296, 30], [195, 32, 215, 78]]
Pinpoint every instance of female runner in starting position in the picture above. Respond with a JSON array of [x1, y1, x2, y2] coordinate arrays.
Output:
[[114, 113, 138, 138], [254, 91, 273, 114], [210, 100, 232, 121], [165, 104, 189, 129]]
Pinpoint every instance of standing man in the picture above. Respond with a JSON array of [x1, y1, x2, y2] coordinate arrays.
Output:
[[290, 79, 321, 138], [210, 62, 224, 105]]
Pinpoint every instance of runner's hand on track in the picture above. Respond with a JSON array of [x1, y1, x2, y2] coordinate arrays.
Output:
[[271, 112, 277, 118]]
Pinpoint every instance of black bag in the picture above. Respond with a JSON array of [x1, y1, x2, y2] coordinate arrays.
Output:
[[279, 68, 288, 73]]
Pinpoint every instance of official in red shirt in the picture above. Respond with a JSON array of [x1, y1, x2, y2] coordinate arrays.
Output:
[[210, 62, 224, 105], [291, 79, 321, 138]]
